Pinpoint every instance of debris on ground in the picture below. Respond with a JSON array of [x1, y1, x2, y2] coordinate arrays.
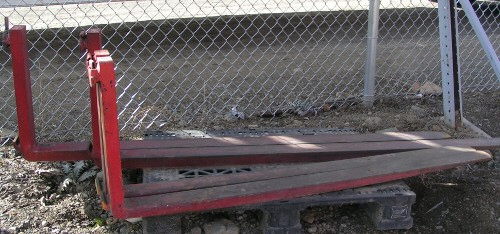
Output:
[[418, 81, 442, 95]]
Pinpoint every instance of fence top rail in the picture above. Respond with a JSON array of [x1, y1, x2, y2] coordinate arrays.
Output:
[[0, 0, 437, 31], [1, 0, 110, 8], [0, 0, 437, 9]]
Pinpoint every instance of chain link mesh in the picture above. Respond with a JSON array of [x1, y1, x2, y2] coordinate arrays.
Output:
[[0, 0, 498, 146], [458, 1, 499, 91]]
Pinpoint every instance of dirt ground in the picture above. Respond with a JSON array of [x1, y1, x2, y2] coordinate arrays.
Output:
[[0, 91, 498, 233]]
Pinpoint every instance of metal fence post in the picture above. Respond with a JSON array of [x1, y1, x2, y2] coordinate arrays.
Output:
[[363, 0, 381, 108], [438, 0, 463, 128], [458, 0, 500, 82]]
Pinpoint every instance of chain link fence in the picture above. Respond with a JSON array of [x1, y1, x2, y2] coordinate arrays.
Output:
[[0, 0, 498, 145], [458, 1, 499, 90]]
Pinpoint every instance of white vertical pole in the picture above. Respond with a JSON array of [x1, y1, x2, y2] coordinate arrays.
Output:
[[438, 0, 462, 128], [363, 0, 381, 108]]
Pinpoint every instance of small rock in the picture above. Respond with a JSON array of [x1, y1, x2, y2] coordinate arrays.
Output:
[[297, 109, 310, 117], [119, 226, 128, 233], [419, 81, 442, 95], [51, 229, 60, 234], [0, 127, 16, 139], [247, 124, 258, 129], [57, 178, 74, 193], [307, 226, 318, 233], [363, 116, 382, 130], [187, 226, 202, 234], [35, 169, 63, 178], [230, 106, 245, 120], [293, 68, 303, 74], [203, 219, 239, 234], [41, 221, 48, 227], [20, 221, 30, 229], [435, 225, 443, 230], [403, 113, 419, 124], [106, 217, 117, 225], [431, 125, 442, 131], [376, 127, 399, 133], [260, 110, 283, 118], [321, 104, 331, 112], [125, 217, 142, 223], [303, 213, 315, 224], [212, 125, 223, 130], [410, 105, 426, 117], [410, 82, 421, 93]]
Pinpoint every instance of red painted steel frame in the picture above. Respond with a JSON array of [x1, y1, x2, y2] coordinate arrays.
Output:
[[7, 25, 500, 168], [82, 28, 104, 164], [7, 24, 499, 219], [9, 25, 91, 161], [89, 49, 126, 218]]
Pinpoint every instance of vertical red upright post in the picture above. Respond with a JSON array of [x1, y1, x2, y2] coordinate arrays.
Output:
[[94, 50, 126, 218], [84, 28, 103, 163], [9, 25, 37, 157]]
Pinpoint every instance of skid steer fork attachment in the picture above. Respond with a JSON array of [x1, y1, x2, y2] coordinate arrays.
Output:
[[83, 31, 493, 219], [7, 25, 500, 219]]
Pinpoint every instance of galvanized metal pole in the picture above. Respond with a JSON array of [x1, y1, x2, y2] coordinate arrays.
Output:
[[458, 0, 500, 82], [363, 0, 381, 108], [438, 0, 462, 128]]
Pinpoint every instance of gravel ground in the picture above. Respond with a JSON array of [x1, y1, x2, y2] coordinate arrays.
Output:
[[0, 92, 498, 233]]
